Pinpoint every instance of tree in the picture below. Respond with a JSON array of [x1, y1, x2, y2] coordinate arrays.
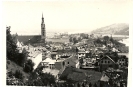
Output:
[[6, 26, 18, 61], [110, 37, 114, 43], [103, 36, 109, 41], [69, 37, 73, 42], [80, 33, 88, 39], [24, 59, 34, 73], [89, 82, 92, 87], [109, 52, 119, 62], [73, 37, 78, 44], [27, 70, 56, 86], [95, 38, 102, 44], [94, 83, 97, 87], [40, 73, 56, 86], [14, 70, 23, 80], [17, 48, 28, 66]]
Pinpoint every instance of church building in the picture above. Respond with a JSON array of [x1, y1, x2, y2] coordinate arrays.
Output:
[[13, 14, 46, 46]]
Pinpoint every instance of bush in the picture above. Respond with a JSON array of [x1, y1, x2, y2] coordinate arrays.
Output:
[[24, 64, 32, 73], [7, 60, 10, 64], [27, 67, 56, 86], [24, 59, 34, 73], [14, 70, 23, 80], [7, 71, 14, 78]]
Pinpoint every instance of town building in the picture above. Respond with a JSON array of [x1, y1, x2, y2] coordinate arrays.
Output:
[[54, 56, 79, 70], [100, 68, 127, 87], [117, 56, 128, 68], [99, 55, 117, 71]]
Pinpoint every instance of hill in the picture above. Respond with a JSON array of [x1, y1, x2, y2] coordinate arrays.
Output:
[[91, 23, 129, 35], [7, 60, 30, 82]]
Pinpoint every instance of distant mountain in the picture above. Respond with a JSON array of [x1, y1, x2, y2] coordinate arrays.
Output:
[[91, 23, 129, 35]]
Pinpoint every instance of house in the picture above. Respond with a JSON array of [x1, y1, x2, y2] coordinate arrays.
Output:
[[78, 49, 90, 59], [63, 56, 79, 68], [42, 68, 59, 77], [54, 60, 64, 70], [78, 50, 86, 59], [99, 55, 117, 71], [80, 57, 99, 70], [42, 51, 47, 60], [51, 50, 58, 60], [112, 47, 119, 52], [100, 68, 127, 87], [117, 56, 128, 68], [100, 69, 122, 83], [58, 66, 102, 84], [41, 57, 56, 69], [58, 66, 90, 82], [16, 39, 23, 48], [54, 56, 79, 70], [100, 71, 110, 82], [118, 53, 129, 59], [81, 39, 88, 44]]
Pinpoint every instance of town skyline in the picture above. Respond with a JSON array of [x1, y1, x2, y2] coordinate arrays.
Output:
[[4, 0, 131, 86], [2, 1, 131, 35]]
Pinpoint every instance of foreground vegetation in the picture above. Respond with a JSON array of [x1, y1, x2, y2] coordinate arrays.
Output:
[[6, 26, 56, 86]]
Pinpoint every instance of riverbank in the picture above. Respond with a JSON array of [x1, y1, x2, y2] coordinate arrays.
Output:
[[119, 38, 129, 46]]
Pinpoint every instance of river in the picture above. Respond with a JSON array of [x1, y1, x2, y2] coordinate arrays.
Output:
[[119, 38, 129, 46], [118, 38, 129, 58]]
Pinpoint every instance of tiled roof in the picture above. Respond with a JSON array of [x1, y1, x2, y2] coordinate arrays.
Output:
[[100, 72, 109, 82], [59, 66, 102, 82], [99, 55, 116, 63], [59, 66, 74, 80], [63, 56, 79, 64], [15, 35, 41, 44], [103, 71, 121, 80], [67, 72, 87, 82]]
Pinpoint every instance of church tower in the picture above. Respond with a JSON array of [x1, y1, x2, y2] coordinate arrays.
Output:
[[41, 13, 46, 43]]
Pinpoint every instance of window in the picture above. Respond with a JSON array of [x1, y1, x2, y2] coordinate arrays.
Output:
[[101, 61, 103, 63], [108, 61, 110, 64], [105, 61, 106, 63], [68, 62, 69, 64]]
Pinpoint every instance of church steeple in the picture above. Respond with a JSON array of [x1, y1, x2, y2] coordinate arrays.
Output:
[[41, 13, 46, 43], [42, 13, 43, 18], [42, 13, 44, 24]]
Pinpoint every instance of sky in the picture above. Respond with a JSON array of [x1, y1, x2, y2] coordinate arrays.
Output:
[[2, 0, 132, 35]]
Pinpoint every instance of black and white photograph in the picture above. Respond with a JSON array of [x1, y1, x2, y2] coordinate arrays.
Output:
[[2, 0, 132, 86]]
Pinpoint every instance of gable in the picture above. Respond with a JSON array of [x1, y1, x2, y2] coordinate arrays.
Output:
[[100, 58, 114, 64], [63, 56, 78, 65], [100, 73, 109, 82], [100, 55, 116, 64]]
